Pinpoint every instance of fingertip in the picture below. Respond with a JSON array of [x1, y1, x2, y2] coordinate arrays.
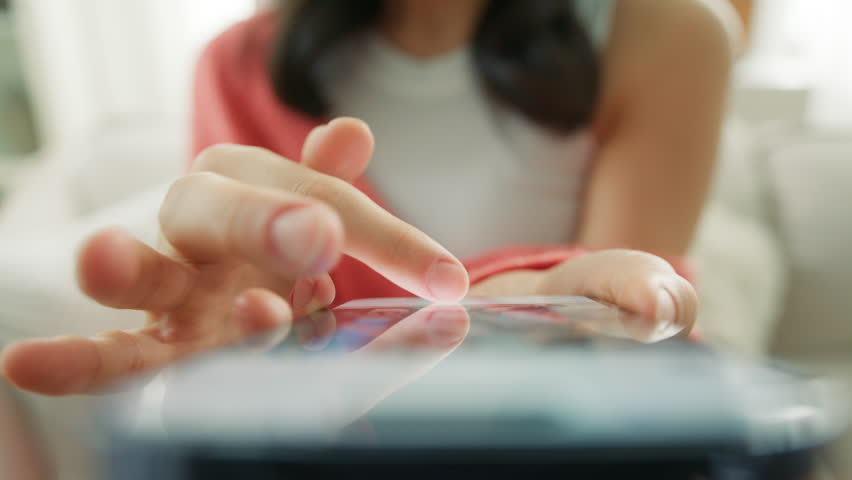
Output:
[[654, 287, 677, 326], [233, 289, 293, 335], [77, 228, 140, 302], [424, 259, 470, 303], [328, 117, 373, 143], [629, 273, 695, 341], [301, 124, 330, 160], [1, 338, 90, 396], [0, 343, 18, 383], [301, 117, 374, 182], [1, 341, 42, 392], [330, 116, 374, 170], [291, 274, 336, 318], [291, 278, 316, 317], [661, 274, 698, 331], [312, 274, 337, 310]]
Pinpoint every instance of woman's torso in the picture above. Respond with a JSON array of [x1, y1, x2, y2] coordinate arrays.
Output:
[[320, 0, 614, 259]]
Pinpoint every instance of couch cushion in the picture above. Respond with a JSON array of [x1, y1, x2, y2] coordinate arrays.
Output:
[[765, 136, 852, 355], [68, 115, 185, 215], [707, 115, 771, 220], [687, 116, 787, 355]]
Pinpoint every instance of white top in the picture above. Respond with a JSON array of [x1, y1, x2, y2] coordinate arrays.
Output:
[[323, 1, 614, 259]]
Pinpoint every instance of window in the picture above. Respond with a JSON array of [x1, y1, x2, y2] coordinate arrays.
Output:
[[0, 3, 39, 155], [12, 0, 256, 150]]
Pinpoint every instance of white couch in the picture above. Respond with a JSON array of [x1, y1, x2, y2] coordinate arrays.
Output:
[[1, 103, 850, 477], [0, 117, 184, 480]]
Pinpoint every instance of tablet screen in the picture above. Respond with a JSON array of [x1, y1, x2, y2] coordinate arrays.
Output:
[[254, 295, 684, 355]]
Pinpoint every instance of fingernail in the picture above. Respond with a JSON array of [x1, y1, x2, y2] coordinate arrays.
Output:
[[302, 125, 330, 162], [304, 277, 330, 315], [305, 124, 329, 146], [425, 259, 469, 302], [655, 288, 677, 326], [292, 279, 315, 315], [270, 207, 337, 275], [303, 298, 328, 316]]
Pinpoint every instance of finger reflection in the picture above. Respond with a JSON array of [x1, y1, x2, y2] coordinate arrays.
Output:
[[463, 297, 684, 345], [159, 303, 471, 435], [573, 306, 685, 344], [294, 309, 337, 351], [341, 304, 470, 420], [356, 304, 470, 352]]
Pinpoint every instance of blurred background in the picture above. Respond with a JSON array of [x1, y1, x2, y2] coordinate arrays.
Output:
[[0, 0, 850, 478]]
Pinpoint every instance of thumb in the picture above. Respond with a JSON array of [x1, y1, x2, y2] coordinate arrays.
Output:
[[301, 117, 374, 183]]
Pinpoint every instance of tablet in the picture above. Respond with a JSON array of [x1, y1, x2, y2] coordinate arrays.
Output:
[[99, 296, 848, 479]]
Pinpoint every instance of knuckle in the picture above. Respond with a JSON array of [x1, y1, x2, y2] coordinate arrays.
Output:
[[171, 171, 223, 193], [642, 253, 676, 274], [193, 144, 232, 172], [606, 249, 675, 273], [674, 275, 698, 303], [185, 171, 230, 189], [192, 144, 240, 173], [193, 144, 272, 173], [159, 172, 227, 237], [290, 173, 350, 207], [385, 225, 422, 267], [128, 249, 166, 309], [287, 175, 318, 198], [97, 330, 146, 374]]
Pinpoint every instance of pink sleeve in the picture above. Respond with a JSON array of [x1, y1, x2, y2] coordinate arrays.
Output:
[[191, 22, 257, 160], [189, 13, 317, 168], [464, 245, 698, 286]]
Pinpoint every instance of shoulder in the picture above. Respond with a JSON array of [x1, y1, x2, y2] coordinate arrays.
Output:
[[596, 0, 736, 123], [609, 0, 737, 69], [615, 0, 739, 47], [611, 0, 739, 69]]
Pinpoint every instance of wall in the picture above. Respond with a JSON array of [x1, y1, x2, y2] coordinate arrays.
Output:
[[745, 0, 852, 131]]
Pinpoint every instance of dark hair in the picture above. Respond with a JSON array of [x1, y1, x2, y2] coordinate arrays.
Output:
[[269, 0, 600, 133]]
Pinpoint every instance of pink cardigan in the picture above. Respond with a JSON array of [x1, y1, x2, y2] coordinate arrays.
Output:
[[190, 13, 693, 307]]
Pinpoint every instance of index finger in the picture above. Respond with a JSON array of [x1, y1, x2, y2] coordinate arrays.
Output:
[[194, 145, 469, 302]]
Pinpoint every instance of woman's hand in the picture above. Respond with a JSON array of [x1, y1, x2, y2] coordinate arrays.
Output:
[[470, 250, 698, 339], [1, 118, 469, 396], [537, 250, 698, 339]]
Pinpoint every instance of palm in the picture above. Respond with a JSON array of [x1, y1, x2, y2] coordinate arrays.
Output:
[[144, 260, 271, 349]]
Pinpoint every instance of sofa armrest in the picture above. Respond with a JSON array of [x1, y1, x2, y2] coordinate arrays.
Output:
[[690, 203, 787, 355]]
